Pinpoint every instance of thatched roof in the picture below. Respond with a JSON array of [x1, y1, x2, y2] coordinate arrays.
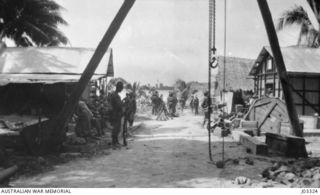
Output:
[[215, 56, 254, 92]]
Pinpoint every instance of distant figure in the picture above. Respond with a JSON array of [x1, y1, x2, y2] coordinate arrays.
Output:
[[167, 92, 178, 117], [109, 82, 124, 148], [123, 91, 137, 136], [190, 96, 194, 113], [128, 92, 137, 128], [201, 91, 211, 127], [87, 98, 104, 136], [156, 96, 172, 121], [193, 96, 199, 115], [151, 91, 159, 115]]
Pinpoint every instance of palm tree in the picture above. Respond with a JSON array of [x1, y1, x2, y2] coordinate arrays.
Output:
[[277, 5, 319, 47], [126, 81, 147, 98], [106, 77, 128, 92], [0, 0, 68, 47]]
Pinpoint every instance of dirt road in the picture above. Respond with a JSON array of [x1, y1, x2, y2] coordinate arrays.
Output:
[[11, 111, 276, 188]]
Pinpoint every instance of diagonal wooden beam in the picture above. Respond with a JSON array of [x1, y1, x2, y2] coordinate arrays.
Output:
[[257, 0, 303, 138], [52, 0, 136, 146], [258, 101, 277, 130]]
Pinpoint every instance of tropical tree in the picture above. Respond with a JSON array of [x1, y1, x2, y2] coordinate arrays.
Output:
[[126, 81, 147, 98], [277, 5, 319, 47], [174, 79, 190, 101], [106, 77, 128, 91], [0, 0, 68, 46]]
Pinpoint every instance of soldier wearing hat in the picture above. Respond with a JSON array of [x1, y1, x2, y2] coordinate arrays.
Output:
[[201, 91, 211, 127], [109, 82, 124, 148]]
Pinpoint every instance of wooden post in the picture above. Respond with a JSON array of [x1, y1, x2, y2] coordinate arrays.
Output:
[[257, 0, 303, 137], [52, 0, 136, 145]]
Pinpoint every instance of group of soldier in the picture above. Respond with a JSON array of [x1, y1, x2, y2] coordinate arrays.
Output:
[[73, 82, 215, 148], [151, 91, 179, 118], [74, 81, 137, 149], [150, 90, 203, 119]]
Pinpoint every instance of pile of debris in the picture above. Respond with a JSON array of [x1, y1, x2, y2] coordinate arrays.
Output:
[[262, 158, 320, 187]]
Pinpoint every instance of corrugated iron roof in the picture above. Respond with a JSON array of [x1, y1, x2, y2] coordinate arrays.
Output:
[[0, 47, 113, 85], [250, 46, 320, 75]]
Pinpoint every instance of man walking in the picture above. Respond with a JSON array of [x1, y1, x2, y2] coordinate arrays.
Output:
[[109, 82, 124, 148], [194, 96, 199, 115], [190, 96, 194, 113], [201, 91, 211, 127]]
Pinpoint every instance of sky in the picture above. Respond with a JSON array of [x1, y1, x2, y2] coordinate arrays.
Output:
[[53, 0, 317, 85]]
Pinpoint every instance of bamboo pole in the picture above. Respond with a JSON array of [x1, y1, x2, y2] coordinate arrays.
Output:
[[52, 0, 136, 145], [257, 0, 303, 137]]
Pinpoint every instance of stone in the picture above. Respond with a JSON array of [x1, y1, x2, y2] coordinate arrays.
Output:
[[234, 176, 251, 185], [245, 158, 254, 165], [284, 173, 296, 182], [300, 178, 313, 187], [311, 179, 320, 188], [262, 168, 271, 178], [313, 173, 320, 180], [302, 170, 313, 178], [275, 172, 287, 183], [271, 162, 282, 171]]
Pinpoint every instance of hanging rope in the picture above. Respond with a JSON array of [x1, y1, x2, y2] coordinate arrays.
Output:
[[215, 0, 228, 169], [222, 0, 227, 163]]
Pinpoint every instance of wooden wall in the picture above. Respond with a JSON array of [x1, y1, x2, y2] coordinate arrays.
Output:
[[253, 53, 320, 116]]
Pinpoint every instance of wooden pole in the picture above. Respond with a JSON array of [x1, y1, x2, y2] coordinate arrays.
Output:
[[257, 0, 303, 137], [52, 0, 136, 144]]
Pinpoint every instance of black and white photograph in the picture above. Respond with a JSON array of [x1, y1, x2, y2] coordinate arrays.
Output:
[[0, 0, 320, 190]]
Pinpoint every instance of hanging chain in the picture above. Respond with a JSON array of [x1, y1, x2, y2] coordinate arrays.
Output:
[[209, 0, 217, 69]]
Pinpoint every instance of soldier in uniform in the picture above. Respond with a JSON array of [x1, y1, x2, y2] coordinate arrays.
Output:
[[194, 96, 199, 115], [122, 91, 137, 136], [109, 82, 124, 148], [190, 96, 194, 113], [201, 91, 211, 127], [167, 92, 178, 117], [87, 97, 104, 136], [128, 92, 137, 128]]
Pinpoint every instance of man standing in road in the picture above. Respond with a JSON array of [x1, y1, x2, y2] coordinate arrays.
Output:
[[194, 96, 199, 115], [109, 82, 124, 148], [201, 91, 211, 127], [190, 96, 194, 113]]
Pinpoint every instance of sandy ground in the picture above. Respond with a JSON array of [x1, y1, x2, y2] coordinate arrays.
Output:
[[10, 110, 286, 188]]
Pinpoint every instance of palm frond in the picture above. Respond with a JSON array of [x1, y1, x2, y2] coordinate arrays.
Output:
[[0, 0, 68, 46], [276, 6, 311, 31]]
